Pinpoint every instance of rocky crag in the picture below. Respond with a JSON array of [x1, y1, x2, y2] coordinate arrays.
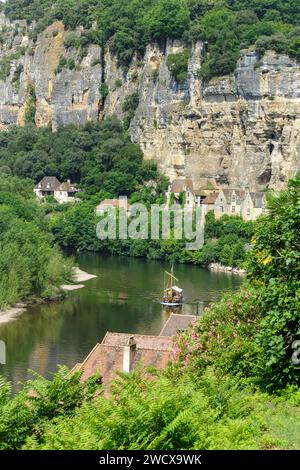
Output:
[[0, 13, 299, 189]]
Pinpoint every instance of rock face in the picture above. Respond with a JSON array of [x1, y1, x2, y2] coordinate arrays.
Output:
[[0, 13, 299, 189]]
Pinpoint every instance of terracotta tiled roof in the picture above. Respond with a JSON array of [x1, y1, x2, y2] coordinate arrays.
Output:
[[159, 314, 197, 337], [57, 181, 78, 192], [202, 192, 219, 205], [102, 332, 172, 350], [76, 333, 173, 385], [96, 199, 130, 210], [170, 178, 194, 194]]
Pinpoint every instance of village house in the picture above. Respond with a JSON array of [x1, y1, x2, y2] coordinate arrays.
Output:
[[214, 189, 267, 220], [241, 191, 267, 220], [201, 191, 219, 216], [72, 313, 197, 386], [166, 177, 217, 209], [96, 196, 131, 216], [34, 176, 80, 203], [165, 178, 267, 221], [34, 176, 61, 198], [54, 180, 80, 204], [214, 189, 246, 218]]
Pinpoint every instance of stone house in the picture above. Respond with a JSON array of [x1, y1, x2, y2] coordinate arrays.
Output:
[[214, 189, 246, 218], [54, 180, 80, 203], [241, 191, 267, 220], [166, 178, 217, 208], [34, 176, 79, 203], [34, 176, 61, 198], [213, 189, 266, 220]]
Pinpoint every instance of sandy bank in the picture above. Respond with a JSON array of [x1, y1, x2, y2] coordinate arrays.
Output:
[[0, 304, 27, 324], [73, 267, 97, 282], [0, 268, 97, 324], [61, 284, 85, 292]]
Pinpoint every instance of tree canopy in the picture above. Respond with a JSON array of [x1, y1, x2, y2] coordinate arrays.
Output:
[[2, 0, 300, 75]]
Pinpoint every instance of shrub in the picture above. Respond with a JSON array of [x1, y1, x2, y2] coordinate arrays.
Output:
[[55, 55, 67, 74], [64, 32, 81, 49], [166, 49, 191, 83]]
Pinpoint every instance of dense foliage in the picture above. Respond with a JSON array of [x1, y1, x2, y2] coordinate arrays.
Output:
[[247, 175, 300, 390], [0, 118, 159, 196], [50, 203, 254, 268], [0, 367, 99, 449], [2, 0, 300, 77], [0, 177, 299, 450], [0, 173, 72, 309]]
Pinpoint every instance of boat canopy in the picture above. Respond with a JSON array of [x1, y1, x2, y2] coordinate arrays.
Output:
[[171, 286, 183, 293]]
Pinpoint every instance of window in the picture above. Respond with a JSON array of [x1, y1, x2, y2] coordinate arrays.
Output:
[[232, 195, 236, 202], [231, 206, 235, 213], [247, 207, 250, 215]]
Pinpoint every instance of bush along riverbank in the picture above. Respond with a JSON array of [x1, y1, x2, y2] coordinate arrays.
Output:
[[0, 175, 299, 450], [50, 205, 255, 270], [0, 174, 73, 312]]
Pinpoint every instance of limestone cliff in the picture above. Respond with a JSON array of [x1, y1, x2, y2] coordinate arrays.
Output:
[[0, 13, 299, 190]]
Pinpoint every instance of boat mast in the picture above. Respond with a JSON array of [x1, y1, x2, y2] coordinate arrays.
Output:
[[164, 265, 179, 289]]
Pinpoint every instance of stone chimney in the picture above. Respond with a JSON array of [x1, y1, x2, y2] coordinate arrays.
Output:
[[123, 336, 136, 373]]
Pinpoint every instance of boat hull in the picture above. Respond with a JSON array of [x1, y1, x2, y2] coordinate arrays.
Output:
[[160, 301, 182, 306]]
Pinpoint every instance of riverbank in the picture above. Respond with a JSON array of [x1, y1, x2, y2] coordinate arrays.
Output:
[[0, 303, 27, 324], [208, 262, 246, 275], [61, 268, 97, 292], [0, 268, 97, 324]]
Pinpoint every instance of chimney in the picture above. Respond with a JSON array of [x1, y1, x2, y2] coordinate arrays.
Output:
[[123, 336, 136, 373]]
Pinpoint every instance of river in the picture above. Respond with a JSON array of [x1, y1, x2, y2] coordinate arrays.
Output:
[[0, 253, 243, 390]]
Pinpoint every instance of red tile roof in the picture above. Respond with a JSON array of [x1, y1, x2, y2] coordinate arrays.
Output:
[[76, 333, 173, 386]]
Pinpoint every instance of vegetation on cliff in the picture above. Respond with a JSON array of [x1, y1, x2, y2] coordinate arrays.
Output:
[[2, 0, 300, 77], [0, 175, 299, 449], [0, 173, 72, 310]]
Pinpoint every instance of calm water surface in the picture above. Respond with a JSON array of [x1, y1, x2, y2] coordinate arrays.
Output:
[[0, 253, 243, 389]]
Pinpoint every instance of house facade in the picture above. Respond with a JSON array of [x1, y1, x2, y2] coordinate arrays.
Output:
[[166, 178, 216, 209], [54, 180, 80, 203], [241, 191, 267, 220], [34, 177, 79, 203], [214, 189, 267, 220], [34, 176, 61, 198]]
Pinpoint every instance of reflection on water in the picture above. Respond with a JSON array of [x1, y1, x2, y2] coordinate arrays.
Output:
[[0, 253, 243, 390]]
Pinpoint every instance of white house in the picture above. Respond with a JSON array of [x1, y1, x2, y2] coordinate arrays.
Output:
[[54, 180, 80, 203], [241, 191, 267, 220], [34, 177, 80, 203], [34, 176, 61, 198]]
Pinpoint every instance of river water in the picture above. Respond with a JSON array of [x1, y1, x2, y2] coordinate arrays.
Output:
[[0, 253, 243, 389]]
